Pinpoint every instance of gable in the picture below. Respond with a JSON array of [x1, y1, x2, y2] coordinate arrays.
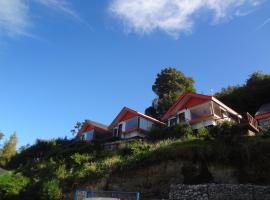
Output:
[[183, 98, 210, 109], [162, 93, 212, 120], [120, 111, 137, 122]]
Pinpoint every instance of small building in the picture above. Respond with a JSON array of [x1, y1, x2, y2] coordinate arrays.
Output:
[[108, 107, 165, 140], [161, 93, 258, 133], [77, 120, 111, 142], [255, 103, 270, 130]]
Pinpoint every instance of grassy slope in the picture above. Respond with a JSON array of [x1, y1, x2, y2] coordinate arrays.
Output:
[[3, 135, 270, 199]]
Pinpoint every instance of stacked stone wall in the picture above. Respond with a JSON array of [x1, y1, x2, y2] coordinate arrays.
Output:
[[169, 184, 270, 200]]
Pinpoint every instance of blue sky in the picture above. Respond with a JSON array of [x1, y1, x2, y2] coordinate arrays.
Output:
[[0, 0, 269, 148]]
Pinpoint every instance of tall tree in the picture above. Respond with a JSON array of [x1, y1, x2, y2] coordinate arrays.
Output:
[[0, 133, 17, 166], [146, 67, 196, 118], [70, 121, 83, 136], [215, 72, 270, 115]]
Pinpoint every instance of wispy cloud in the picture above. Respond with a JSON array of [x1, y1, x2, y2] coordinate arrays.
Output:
[[109, 0, 264, 38], [0, 0, 81, 37], [256, 17, 270, 30], [36, 0, 80, 20], [0, 0, 30, 36]]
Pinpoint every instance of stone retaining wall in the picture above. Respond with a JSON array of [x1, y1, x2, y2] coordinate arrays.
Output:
[[169, 184, 270, 200]]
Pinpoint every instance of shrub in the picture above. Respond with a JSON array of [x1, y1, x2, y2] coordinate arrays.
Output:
[[41, 179, 62, 200], [0, 172, 29, 200], [209, 121, 245, 143], [148, 124, 193, 141], [196, 127, 211, 140], [260, 127, 270, 138]]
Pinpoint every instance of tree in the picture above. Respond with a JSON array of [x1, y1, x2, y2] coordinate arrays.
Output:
[[0, 133, 17, 166], [70, 121, 83, 136], [146, 67, 196, 118], [0, 132, 3, 141], [215, 72, 270, 115]]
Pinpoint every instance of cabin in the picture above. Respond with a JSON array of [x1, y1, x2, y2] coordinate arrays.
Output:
[[108, 107, 165, 139], [161, 93, 259, 134], [77, 120, 111, 142], [255, 103, 270, 130]]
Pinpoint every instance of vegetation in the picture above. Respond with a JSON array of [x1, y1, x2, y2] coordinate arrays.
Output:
[[0, 172, 29, 200], [0, 71, 269, 199], [145, 67, 196, 118], [0, 122, 269, 199], [216, 72, 270, 115], [0, 133, 18, 167]]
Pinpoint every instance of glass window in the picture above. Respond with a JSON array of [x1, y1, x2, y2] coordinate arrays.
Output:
[[169, 118, 177, 126], [118, 124, 123, 134], [83, 130, 94, 141], [190, 103, 212, 120], [125, 117, 139, 131], [139, 117, 153, 130], [178, 112, 185, 123], [113, 128, 118, 137], [213, 103, 222, 117]]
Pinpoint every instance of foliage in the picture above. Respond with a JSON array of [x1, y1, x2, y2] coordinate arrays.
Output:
[[70, 121, 83, 136], [0, 172, 29, 200], [0, 133, 17, 167], [145, 67, 196, 118], [215, 72, 270, 114], [196, 127, 210, 140], [147, 124, 193, 141], [0, 132, 4, 141], [41, 179, 62, 200], [3, 126, 270, 199], [208, 122, 246, 142], [260, 127, 270, 138]]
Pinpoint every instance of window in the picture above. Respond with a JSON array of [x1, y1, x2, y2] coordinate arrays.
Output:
[[139, 117, 153, 130], [113, 128, 118, 137], [178, 112, 186, 123], [118, 124, 123, 134], [83, 130, 94, 141], [213, 103, 222, 117], [169, 117, 177, 127], [190, 103, 212, 120], [125, 117, 139, 131]]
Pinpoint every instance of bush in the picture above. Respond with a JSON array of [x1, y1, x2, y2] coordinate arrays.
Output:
[[41, 179, 62, 200], [196, 127, 210, 140], [0, 172, 29, 200], [260, 127, 270, 138], [148, 124, 193, 141], [209, 121, 245, 143]]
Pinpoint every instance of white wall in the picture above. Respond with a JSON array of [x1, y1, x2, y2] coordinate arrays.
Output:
[[121, 131, 146, 139]]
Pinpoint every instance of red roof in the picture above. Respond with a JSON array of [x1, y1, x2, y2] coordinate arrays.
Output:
[[77, 120, 109, 137], [108, 107, 165, 129], [161, 93, 240, 121], [255, 113, 270, 120]]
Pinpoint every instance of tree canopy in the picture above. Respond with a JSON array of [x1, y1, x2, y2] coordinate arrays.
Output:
[[145, 67, 196, 118], [215, 72, 270, 115], [0, 133, 17, 167]]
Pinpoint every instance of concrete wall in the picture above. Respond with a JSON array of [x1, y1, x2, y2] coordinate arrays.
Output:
[[169, 184, 270, 200]]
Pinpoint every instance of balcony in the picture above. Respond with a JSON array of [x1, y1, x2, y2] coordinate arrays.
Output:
[[240, 112, 259, 133]]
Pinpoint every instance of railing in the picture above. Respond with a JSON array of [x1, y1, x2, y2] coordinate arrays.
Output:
[[74, 189, 140, 200], [240, 112, 259, 131]]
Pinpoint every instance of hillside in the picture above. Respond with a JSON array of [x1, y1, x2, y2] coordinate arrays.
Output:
[[1, 123, 270, 200]]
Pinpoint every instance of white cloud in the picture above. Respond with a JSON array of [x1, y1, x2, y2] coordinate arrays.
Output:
[[0, 0, 29, 36], [257, 17, 270, 30], [0, 0, 79, 37], [109, 0, 264, 38], [36, 0, 79, 20]]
